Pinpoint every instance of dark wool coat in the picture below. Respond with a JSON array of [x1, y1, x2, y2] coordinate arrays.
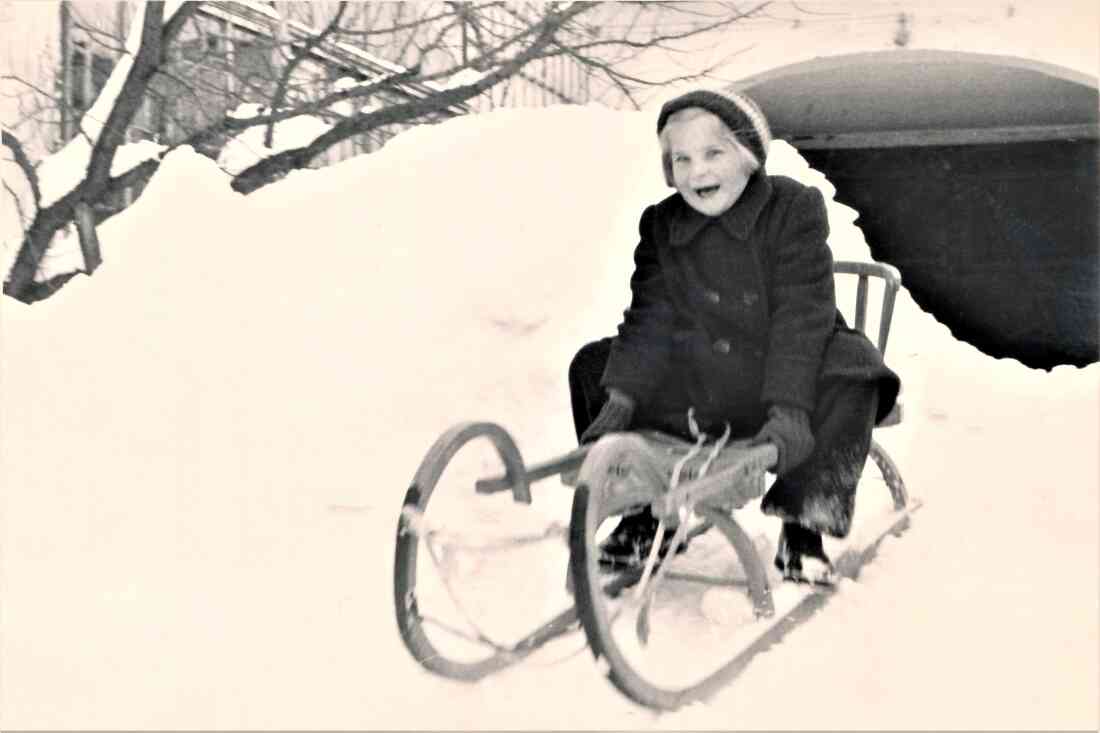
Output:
[[601, 171, 899, 436]]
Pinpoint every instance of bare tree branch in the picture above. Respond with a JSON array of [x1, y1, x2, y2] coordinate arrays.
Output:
[[265, 0, 348, 148], [402, 7, 464, 69], [558, 2, 770, 54], [334, 4, 456, 38], [4, 178, 31, 229], [1, 127, 41, 208], [70, 19, 129, 55], [1, 74, 59, 104], [183, 65, 423, 154], [231, 2, 592, 194]]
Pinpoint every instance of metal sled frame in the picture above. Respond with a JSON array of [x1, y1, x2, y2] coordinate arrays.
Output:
[[393, 261, 918, 710]]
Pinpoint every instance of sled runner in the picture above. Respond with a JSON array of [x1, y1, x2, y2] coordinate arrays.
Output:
[[393, 260, 919, 710]]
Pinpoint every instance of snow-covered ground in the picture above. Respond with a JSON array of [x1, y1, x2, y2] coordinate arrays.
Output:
[[2, 99, 1096, 729], [2, 2, 1098, 729]]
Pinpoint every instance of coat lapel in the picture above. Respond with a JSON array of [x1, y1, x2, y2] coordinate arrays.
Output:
[[718, 172, 771, 240], [667, 172, 773, 247], [668, 202, 711, 247]]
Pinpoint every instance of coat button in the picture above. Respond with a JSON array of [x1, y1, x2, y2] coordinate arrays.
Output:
[[704, 290, 721, 305], [713, 338, 731, 354]]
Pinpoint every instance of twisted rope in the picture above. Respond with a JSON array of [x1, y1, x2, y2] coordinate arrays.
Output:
[[632, 410, 732, 638]]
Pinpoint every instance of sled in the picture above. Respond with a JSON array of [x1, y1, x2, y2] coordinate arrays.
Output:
[[393, 260, 919, 710]]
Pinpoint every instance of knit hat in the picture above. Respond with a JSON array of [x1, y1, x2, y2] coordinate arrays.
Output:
[[657, 90, 772, 183]]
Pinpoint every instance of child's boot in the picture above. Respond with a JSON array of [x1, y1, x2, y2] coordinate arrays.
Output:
[[775, 522, 834, 585], [598, 507, 686, 570]]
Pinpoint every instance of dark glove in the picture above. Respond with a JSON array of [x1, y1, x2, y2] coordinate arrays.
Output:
[[751, 404, 815, 475], [580, 389, 635, 445]]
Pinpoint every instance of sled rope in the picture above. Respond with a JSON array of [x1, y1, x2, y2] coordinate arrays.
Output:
[[414, 604, 584, 663], [528, 635, 592, 668], [667, 413, 709, 492], [633, 411, 732, 642], [402, 506, 570, 655], [416, 609, 513, 650], [401, 506, 567, 552], [420, 532, 517, 652], [634, 424, 704, 597], [693, 413, 732, 480]]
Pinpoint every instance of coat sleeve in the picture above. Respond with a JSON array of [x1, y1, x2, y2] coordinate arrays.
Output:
[[600, 205, 676, 406], [760, 185, 836, 412]]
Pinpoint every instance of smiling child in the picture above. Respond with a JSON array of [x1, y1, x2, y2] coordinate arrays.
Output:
[[568, 90, 900, 584]]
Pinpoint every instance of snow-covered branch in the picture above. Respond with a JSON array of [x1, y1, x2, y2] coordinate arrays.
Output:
[[230, 2, 593, 193], [3, 1, 198, 303], [4, 0, 800, 303]]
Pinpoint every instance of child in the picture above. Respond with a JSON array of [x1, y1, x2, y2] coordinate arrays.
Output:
[[568, 90, 899, 584]]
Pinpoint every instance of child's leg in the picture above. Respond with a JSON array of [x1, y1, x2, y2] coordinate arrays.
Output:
[[760, 378, 879, 539], [567, 338, 689, 567], [568, 338, 613, 442]]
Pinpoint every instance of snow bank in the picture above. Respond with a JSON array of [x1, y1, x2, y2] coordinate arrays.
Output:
[[1, 102, 1096, 730]]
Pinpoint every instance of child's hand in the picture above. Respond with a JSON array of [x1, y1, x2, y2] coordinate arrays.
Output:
[[580, 389, 635, 444], [751, 404, 815, 475]]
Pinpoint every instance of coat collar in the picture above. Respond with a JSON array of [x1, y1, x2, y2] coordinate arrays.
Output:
[[668, 172, 772, 247]]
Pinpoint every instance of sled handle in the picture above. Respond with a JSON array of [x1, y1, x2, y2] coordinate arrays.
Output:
[[475, 446, 589, 496], [833, 260, 902, 356]]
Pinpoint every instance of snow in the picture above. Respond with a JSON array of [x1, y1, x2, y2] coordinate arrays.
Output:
[[217, 108, 332, 176], [442, 67, 489, 91], [2, 97, 1096, 729], [1, 3, 1097, 730]]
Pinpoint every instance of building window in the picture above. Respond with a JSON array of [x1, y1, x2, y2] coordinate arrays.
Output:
[[91, 52, 113, 95], [69, 42, 116, 115], [70, 47, 87, 110], [235, 36, 274, 98]]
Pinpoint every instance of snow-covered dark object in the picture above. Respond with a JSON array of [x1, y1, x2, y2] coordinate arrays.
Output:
[[734, 49, 1100, 369]]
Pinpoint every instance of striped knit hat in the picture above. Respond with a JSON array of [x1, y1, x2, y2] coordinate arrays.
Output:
[[657, 90, 772, 183]]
